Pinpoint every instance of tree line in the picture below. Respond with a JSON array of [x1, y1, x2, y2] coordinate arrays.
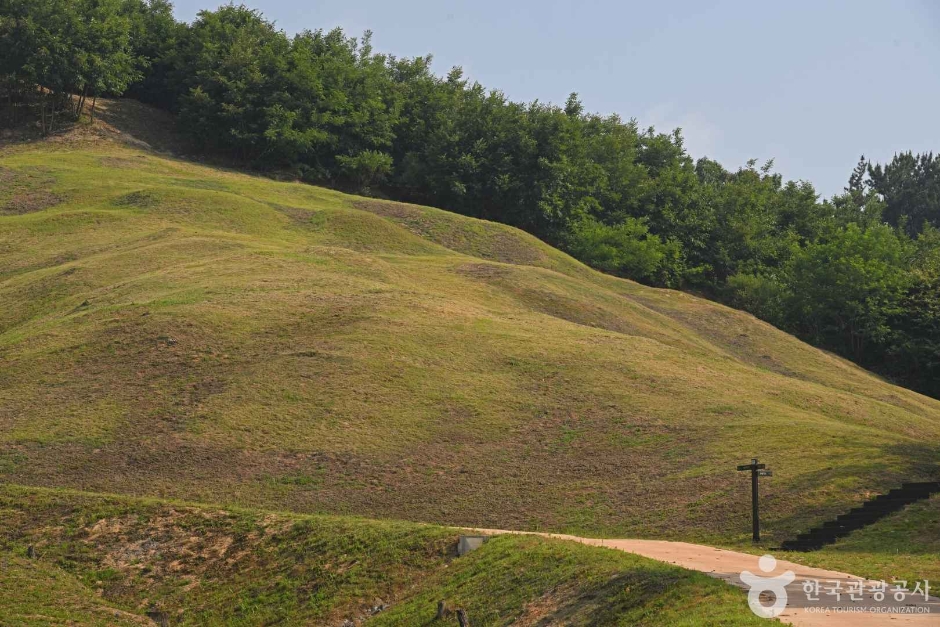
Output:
[[2, 1, 939, 398]]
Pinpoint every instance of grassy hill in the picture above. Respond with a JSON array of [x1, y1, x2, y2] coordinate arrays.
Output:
[[1, 110, 940, 552], [0, 485, 763, 626]]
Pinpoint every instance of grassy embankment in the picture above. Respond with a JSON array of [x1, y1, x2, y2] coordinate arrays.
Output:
[[0, 485, 764, 626], [0, 104, 938, 590]]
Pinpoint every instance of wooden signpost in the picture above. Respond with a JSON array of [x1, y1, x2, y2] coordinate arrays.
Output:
[[737, 458, 772, 542]]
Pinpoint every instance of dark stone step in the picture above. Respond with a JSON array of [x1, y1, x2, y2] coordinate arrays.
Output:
[[870, 490, 934, 499], [780, 542, 826, 552], [863, 497, 921, 507], [814, 526, 858, 538], [839, 506, 902, 517], [797, 530, 849, 541], [780, 480, 939, 552], [838, 512, 891, 522], [900, 481, 940, 490], [835, 513, 887, 524], [876, 490, 936, 501], [797, 534, 837, 543]]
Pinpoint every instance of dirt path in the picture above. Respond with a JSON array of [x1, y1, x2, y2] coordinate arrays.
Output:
[[470, 529, 940, 626]]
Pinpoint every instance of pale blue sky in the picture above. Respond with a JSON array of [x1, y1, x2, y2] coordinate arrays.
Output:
[[171, 0, 940, 198]]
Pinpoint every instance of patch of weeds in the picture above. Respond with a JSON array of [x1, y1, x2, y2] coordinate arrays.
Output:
[[114, 190, 159, 208], [558, 424, 582, 446], [0, 165, 62, 215], [0, 451, 27, 474], [1, 189, 61, 215], [267, 473, 323, 488]]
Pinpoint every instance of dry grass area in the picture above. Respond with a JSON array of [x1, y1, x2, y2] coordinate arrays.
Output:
[[0, 165, 62, 215], [0, 102, 939, 555]]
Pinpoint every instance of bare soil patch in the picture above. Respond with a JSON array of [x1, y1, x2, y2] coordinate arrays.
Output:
[[114, 190, 160, 208], [0, 167, 62, 215], [0, 189, 61, 215]]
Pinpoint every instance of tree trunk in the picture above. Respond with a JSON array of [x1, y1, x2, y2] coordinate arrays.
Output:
[[77, 85, 87, 118], [90, 95, 98, 122]]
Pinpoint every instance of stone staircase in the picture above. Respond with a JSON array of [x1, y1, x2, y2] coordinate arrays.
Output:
[[779, 481, 940, 552]]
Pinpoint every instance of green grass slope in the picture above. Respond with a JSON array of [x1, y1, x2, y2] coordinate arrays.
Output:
[[0, 485, 764, 626], [0, 556, 150, 626], [1, 121, 939, 546]]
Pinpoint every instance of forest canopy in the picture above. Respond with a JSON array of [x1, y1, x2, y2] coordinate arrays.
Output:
[[2, 0, 939, 398]]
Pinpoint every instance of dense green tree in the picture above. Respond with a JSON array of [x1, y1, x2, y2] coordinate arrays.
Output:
[[786, 223, 912, 361], [829, 157, 885, 229], [72, 0, 141, 120], [566, 216, 677, 283], [169, 5, 289, 159], [886, 227, 940, 396], [869, 152, 940, 237], [276, 27, 400, 185], [0, 0, 139, 131], [122, 0, 184, 108]]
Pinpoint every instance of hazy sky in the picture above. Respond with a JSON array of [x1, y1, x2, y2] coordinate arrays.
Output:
[[171, 0, 940, 198]]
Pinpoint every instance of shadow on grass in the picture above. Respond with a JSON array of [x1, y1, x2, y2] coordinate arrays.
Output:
[[525, 569, 677, 625], [94, 99, 190, 155]]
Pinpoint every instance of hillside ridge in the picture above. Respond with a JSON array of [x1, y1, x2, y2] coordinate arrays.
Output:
[[1, 111, 939, 547]]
